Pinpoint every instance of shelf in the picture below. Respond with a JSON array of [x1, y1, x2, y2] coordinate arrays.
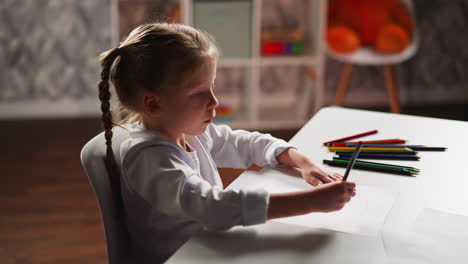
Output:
[[218, 59, 251, 67], [192, 0, 252, 59], [214, 66, 250, 124], [257, 64, 315, 122], [179, 0, 326, 129], [259, 0, 321, 57], [257, 56, 318, 66]]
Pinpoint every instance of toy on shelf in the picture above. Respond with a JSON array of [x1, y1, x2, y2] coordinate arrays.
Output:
[[326, 0, 414, 55], [261, 29, 305, 56]]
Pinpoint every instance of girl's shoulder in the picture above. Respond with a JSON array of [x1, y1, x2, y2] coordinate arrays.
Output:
[[120, 123, 189, 166], [201, 123, 236, 140], [195, 123, 234, 148]]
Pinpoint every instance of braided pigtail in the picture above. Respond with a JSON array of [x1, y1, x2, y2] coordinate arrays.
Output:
[[98, 48, 123, 216]]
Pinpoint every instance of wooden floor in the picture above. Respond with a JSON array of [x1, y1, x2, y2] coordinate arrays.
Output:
[[1, 118, 107, 264], [0, 104, 466, 263]]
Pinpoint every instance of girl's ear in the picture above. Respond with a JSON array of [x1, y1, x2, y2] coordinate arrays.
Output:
[[143, 92, 162, 116]]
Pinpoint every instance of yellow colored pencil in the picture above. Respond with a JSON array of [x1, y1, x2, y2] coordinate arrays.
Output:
[[328, 147, 411, 152]]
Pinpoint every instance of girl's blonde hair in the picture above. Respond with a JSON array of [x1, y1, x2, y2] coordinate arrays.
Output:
[[97, 22, 218, 214]]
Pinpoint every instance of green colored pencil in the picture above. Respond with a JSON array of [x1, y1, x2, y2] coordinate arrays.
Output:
[[333, 158, 420, 172]]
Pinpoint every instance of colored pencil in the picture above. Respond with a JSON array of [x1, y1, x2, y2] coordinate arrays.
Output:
[[323, 159, 417, 176], [329, 147, 411, 152], [333, 158, 420, 173], [331, 139, 406, 146], [324, 159, 417, 176], [345, 144, 423, 147], [406, 146, 447, 151], [337, 153, 420, 161], [342, 141, 363, 181], [333, 158, 420, 172], [336, 150, 417, 155], [323, 129, 378, 146], [345, 144, 447, 151]]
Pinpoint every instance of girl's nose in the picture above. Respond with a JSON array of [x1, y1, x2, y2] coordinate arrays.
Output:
[[208, 90, 219, 109]]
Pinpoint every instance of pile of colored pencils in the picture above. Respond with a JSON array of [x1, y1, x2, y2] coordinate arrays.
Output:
[[322, 130, 446, 176]]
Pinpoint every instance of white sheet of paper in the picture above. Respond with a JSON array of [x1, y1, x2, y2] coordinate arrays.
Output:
[[274, 184, 395, 236], [384, 208, 468, 264], [231, 169, 396, 236]]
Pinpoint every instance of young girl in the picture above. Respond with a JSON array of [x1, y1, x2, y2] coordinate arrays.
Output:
[[97, 22, 356, 263]]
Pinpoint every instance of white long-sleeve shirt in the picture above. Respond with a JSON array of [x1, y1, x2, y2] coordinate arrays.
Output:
[[119, 123, 293, 263]]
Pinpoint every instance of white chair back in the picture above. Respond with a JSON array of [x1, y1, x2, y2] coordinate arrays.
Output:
[[80, 126, 134, 264]]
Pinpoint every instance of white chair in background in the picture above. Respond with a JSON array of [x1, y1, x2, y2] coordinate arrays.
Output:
[[327, 0, 419, 113]]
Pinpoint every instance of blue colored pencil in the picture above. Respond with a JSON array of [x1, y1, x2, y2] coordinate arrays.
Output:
[[337, 153, 420, 161]]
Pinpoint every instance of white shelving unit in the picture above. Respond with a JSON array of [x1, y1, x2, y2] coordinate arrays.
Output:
[[183, 0, 327, 130]]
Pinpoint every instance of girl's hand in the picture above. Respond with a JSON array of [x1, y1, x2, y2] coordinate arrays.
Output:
[[268, 180, 357, 219], [275, 148, 343, 186], [308, 181, 356, 212], [300, 163, 343, 186]]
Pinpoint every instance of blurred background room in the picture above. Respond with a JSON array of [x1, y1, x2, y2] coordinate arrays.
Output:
[[1, 0, 467, 263]]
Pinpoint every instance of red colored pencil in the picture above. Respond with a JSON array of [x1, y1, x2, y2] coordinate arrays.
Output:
[[323, 130, 378, 146], [331, 139, 406, 146]]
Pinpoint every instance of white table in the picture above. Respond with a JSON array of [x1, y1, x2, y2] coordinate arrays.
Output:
[[167, 106, 468, 264]]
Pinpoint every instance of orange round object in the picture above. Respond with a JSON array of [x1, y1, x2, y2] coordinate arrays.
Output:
[[326, 25, 361, 54], [329, 0, 392, 45], [375, 24, 410, 53], [391, 2, 414, 38]]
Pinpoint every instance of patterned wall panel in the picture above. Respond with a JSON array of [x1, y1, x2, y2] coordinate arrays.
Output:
[[0, 0, 112, 118], [324, 0, 468, 107], [2, 0, 468, 118]]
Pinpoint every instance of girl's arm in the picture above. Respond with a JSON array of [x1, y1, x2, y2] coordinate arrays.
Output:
[[271, 148, 355, 219], [207, 124, 293, 169], [268, 181, 356, 219], [276, 148, 343, 186]]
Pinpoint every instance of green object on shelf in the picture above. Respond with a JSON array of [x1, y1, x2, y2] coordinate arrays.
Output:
[[193, 0, 252, 59], [292, 42, 304, 55]]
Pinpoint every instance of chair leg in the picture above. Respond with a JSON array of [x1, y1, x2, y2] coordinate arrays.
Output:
[[334, 63, 353, 106], [384, 65, 401, 113]]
